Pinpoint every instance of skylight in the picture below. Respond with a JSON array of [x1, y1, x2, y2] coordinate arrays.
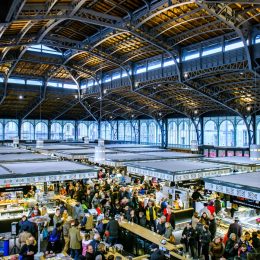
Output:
[[8, 78, 25, 84], [148, 61, 161, 71], [47, 81, 63, 88], [255, 35, 260, 44], [64, 83, 78, 89], [28, 44, 63, 56], [202, 46, 222, 57], [104, 76, 111, 83], [87, 80, 94, 87], [0, 77, 3, 83], [112, 72, 121, 80], [163, 59, 175, 67], [27, 80, 43, 86], [136, 66, 146, 74], [122, 70, 132, 78], [225, 40, 244, 51]]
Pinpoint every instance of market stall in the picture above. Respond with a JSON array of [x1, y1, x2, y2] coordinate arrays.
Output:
[[202, 156, 260, 172], [88, 152, 160, 167], [0, 153, 54, 163], [138, 151, 203, 159], [204, 172, 260, 236], [126, 159, 231, 182], [54, 148, 119, 161], [0, 161, 98, 232], [111, 147, 167, 153], [0, 147, 31, 155], [29, 144, 95, 154]]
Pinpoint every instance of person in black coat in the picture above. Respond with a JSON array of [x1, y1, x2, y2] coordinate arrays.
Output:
[[196, 222, 204, 258], [19, 236, 37, 260], [106, 216, 120, 245], [227, 217, 242, 238], [156, 216, 166, 235], [95, 243, 106, 260], [150, 245, 166, 260], [209, 215, 217, 241], [181, 222, 196, 258], [224, 233, 239, 259], [138, 211, 147, 227], [200, 225, 212, 260]]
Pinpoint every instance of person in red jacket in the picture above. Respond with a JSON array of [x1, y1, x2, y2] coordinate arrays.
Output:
[[207, 201, 215, 216]]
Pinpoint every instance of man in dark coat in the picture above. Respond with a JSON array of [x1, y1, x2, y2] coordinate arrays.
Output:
[[209, 215, 217, 241], [106, 216, 120, 245], [227, 217, 242, 238]]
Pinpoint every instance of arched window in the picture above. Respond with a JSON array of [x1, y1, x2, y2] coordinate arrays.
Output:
[[204, 120, 218, 146], [179, 121, 189, 145], [35, 122, 48, 140], [190, 123, 197, 144], [168, 121, 178, 145], [219, 120, 234, 146], [51, 123, 62, 140], [236, 120, 248, 147], [21, 122, 34, 140], [104, 122, 112, 140], [140, 122, 148, 143], [255, 35, 260, 44], [63, 123, 75, 140], [89, 123, 98, 140], [118, 122, 125, 140], [257, 122, 260, 145], [5, 121, 18, 140], [148, 122, 157, 144], [0, 123, 3, 140], [78, 123, 88, 140], [125, 122, 133, 141]]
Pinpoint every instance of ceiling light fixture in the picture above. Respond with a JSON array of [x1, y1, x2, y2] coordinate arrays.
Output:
[[74, 95, 78, 99], [19, 95, 23, 99], [184, 72, 188, 78], [194, 109, 198, 115]]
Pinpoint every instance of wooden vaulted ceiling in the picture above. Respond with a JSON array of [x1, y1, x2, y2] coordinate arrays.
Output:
[[0, 0, 259, 120]]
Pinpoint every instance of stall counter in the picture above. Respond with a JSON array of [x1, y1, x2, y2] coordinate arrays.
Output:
[[119, 221, 185, 259]]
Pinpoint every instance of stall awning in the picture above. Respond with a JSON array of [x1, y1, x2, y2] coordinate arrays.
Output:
[[0, 147, 31, 154], [202, 156, 259, 166], [204, 172, 260, 201], [0, 153, 53, 162], [0, 160, 98, 185], [126, 159, 231, 181]]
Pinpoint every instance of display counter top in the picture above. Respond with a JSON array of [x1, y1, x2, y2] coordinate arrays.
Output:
[[51, 195, 78, 207], [119, 221, 184, 259]]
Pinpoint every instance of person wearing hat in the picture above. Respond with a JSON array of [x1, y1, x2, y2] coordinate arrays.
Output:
[[62, 216, 73, 254], [228, 217, 242, 238]]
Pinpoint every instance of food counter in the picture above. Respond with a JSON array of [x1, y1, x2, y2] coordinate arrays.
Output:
[[50, 195, 78, 216], [0, 196, 56, 233], [119, 221, 185, 259]]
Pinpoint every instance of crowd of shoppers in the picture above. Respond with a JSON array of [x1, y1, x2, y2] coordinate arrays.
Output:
[[16, 178, 260, 260]]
